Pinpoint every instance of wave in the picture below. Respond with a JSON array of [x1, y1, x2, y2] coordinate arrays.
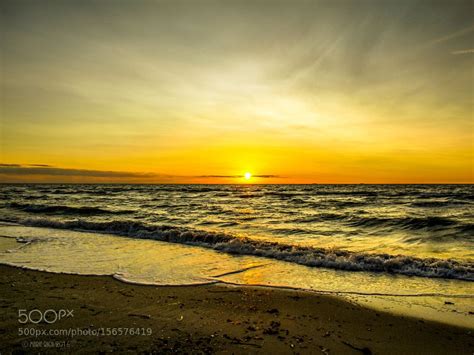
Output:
[[264, 191, 303, 198], [418, 192, 474, 200], [458, 223, 474, 234], [290, 213, 348, 223], [7, 203, 133, 216], [48, 189, 81, 195], [311, 190, 379, 197], [410, 200, 471, 208], [12, 217, 474, 281], [237, 193, 262, 199], [332, 200, 367, 208], [287, 213, 471, 234], [346, 215, 466, 231]]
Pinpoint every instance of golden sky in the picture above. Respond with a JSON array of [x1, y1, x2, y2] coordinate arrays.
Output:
[[1, 0, 473, 183]]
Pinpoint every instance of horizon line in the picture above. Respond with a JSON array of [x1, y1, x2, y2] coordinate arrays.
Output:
[[0, 182, 472, 185]]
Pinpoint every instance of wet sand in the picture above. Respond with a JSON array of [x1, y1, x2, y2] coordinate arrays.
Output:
[[0, 265, 472, 354]]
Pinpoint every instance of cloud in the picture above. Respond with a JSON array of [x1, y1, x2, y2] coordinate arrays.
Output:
[[2, 163, 53, 168], [428, 24, 474, 45], [0, 164, 157, 178], [452, 49, 474, 55], [0, 164, 280, 181]]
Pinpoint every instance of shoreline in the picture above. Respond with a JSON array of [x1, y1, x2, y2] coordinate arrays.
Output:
[[0, 265, 472, 354], [7, 260, 474, 298]]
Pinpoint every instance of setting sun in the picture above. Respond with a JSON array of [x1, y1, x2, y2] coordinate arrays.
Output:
[[244, 172, 252, 180]]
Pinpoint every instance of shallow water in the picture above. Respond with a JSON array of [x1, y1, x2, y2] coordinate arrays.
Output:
[[0, 184, 473, 327], [0, 225, 472, 328]]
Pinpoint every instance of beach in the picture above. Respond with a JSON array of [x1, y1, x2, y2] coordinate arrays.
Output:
[[1, 265, 472, 354]]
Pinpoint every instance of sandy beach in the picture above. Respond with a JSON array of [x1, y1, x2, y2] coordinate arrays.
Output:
[[0, 265, 472, 354]]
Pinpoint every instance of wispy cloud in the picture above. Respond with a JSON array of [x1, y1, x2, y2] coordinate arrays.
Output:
[[428, 24, 474, 45], [452, 48, 474, 55]]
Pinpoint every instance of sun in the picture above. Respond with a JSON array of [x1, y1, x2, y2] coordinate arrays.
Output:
[[244, 172, 252, 180]]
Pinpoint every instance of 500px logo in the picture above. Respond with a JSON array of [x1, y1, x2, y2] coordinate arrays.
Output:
[[18, 309, 74, 324]]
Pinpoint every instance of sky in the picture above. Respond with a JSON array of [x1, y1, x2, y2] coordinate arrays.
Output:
[[1, 0, 473, 183]]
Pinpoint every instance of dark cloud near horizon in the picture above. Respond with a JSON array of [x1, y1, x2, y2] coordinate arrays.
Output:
[[0, 165, 157, 178], [0, 165, 279, 179], [0, 163, 52, 167]]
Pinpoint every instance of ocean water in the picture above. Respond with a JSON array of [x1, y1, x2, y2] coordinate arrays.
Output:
[[0, 184, 473, 327]]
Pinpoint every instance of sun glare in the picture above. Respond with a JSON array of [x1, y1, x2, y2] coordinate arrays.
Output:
[[244, 172, 252, 180]]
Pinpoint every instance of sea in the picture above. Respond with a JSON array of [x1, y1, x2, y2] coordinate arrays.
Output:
[[0, 184, 473, 327]]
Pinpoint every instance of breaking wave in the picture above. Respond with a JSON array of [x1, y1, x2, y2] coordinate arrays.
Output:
[[287, 213, 472, 234], [12, 217, 474, 281], [7, 203, 133, 216]]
